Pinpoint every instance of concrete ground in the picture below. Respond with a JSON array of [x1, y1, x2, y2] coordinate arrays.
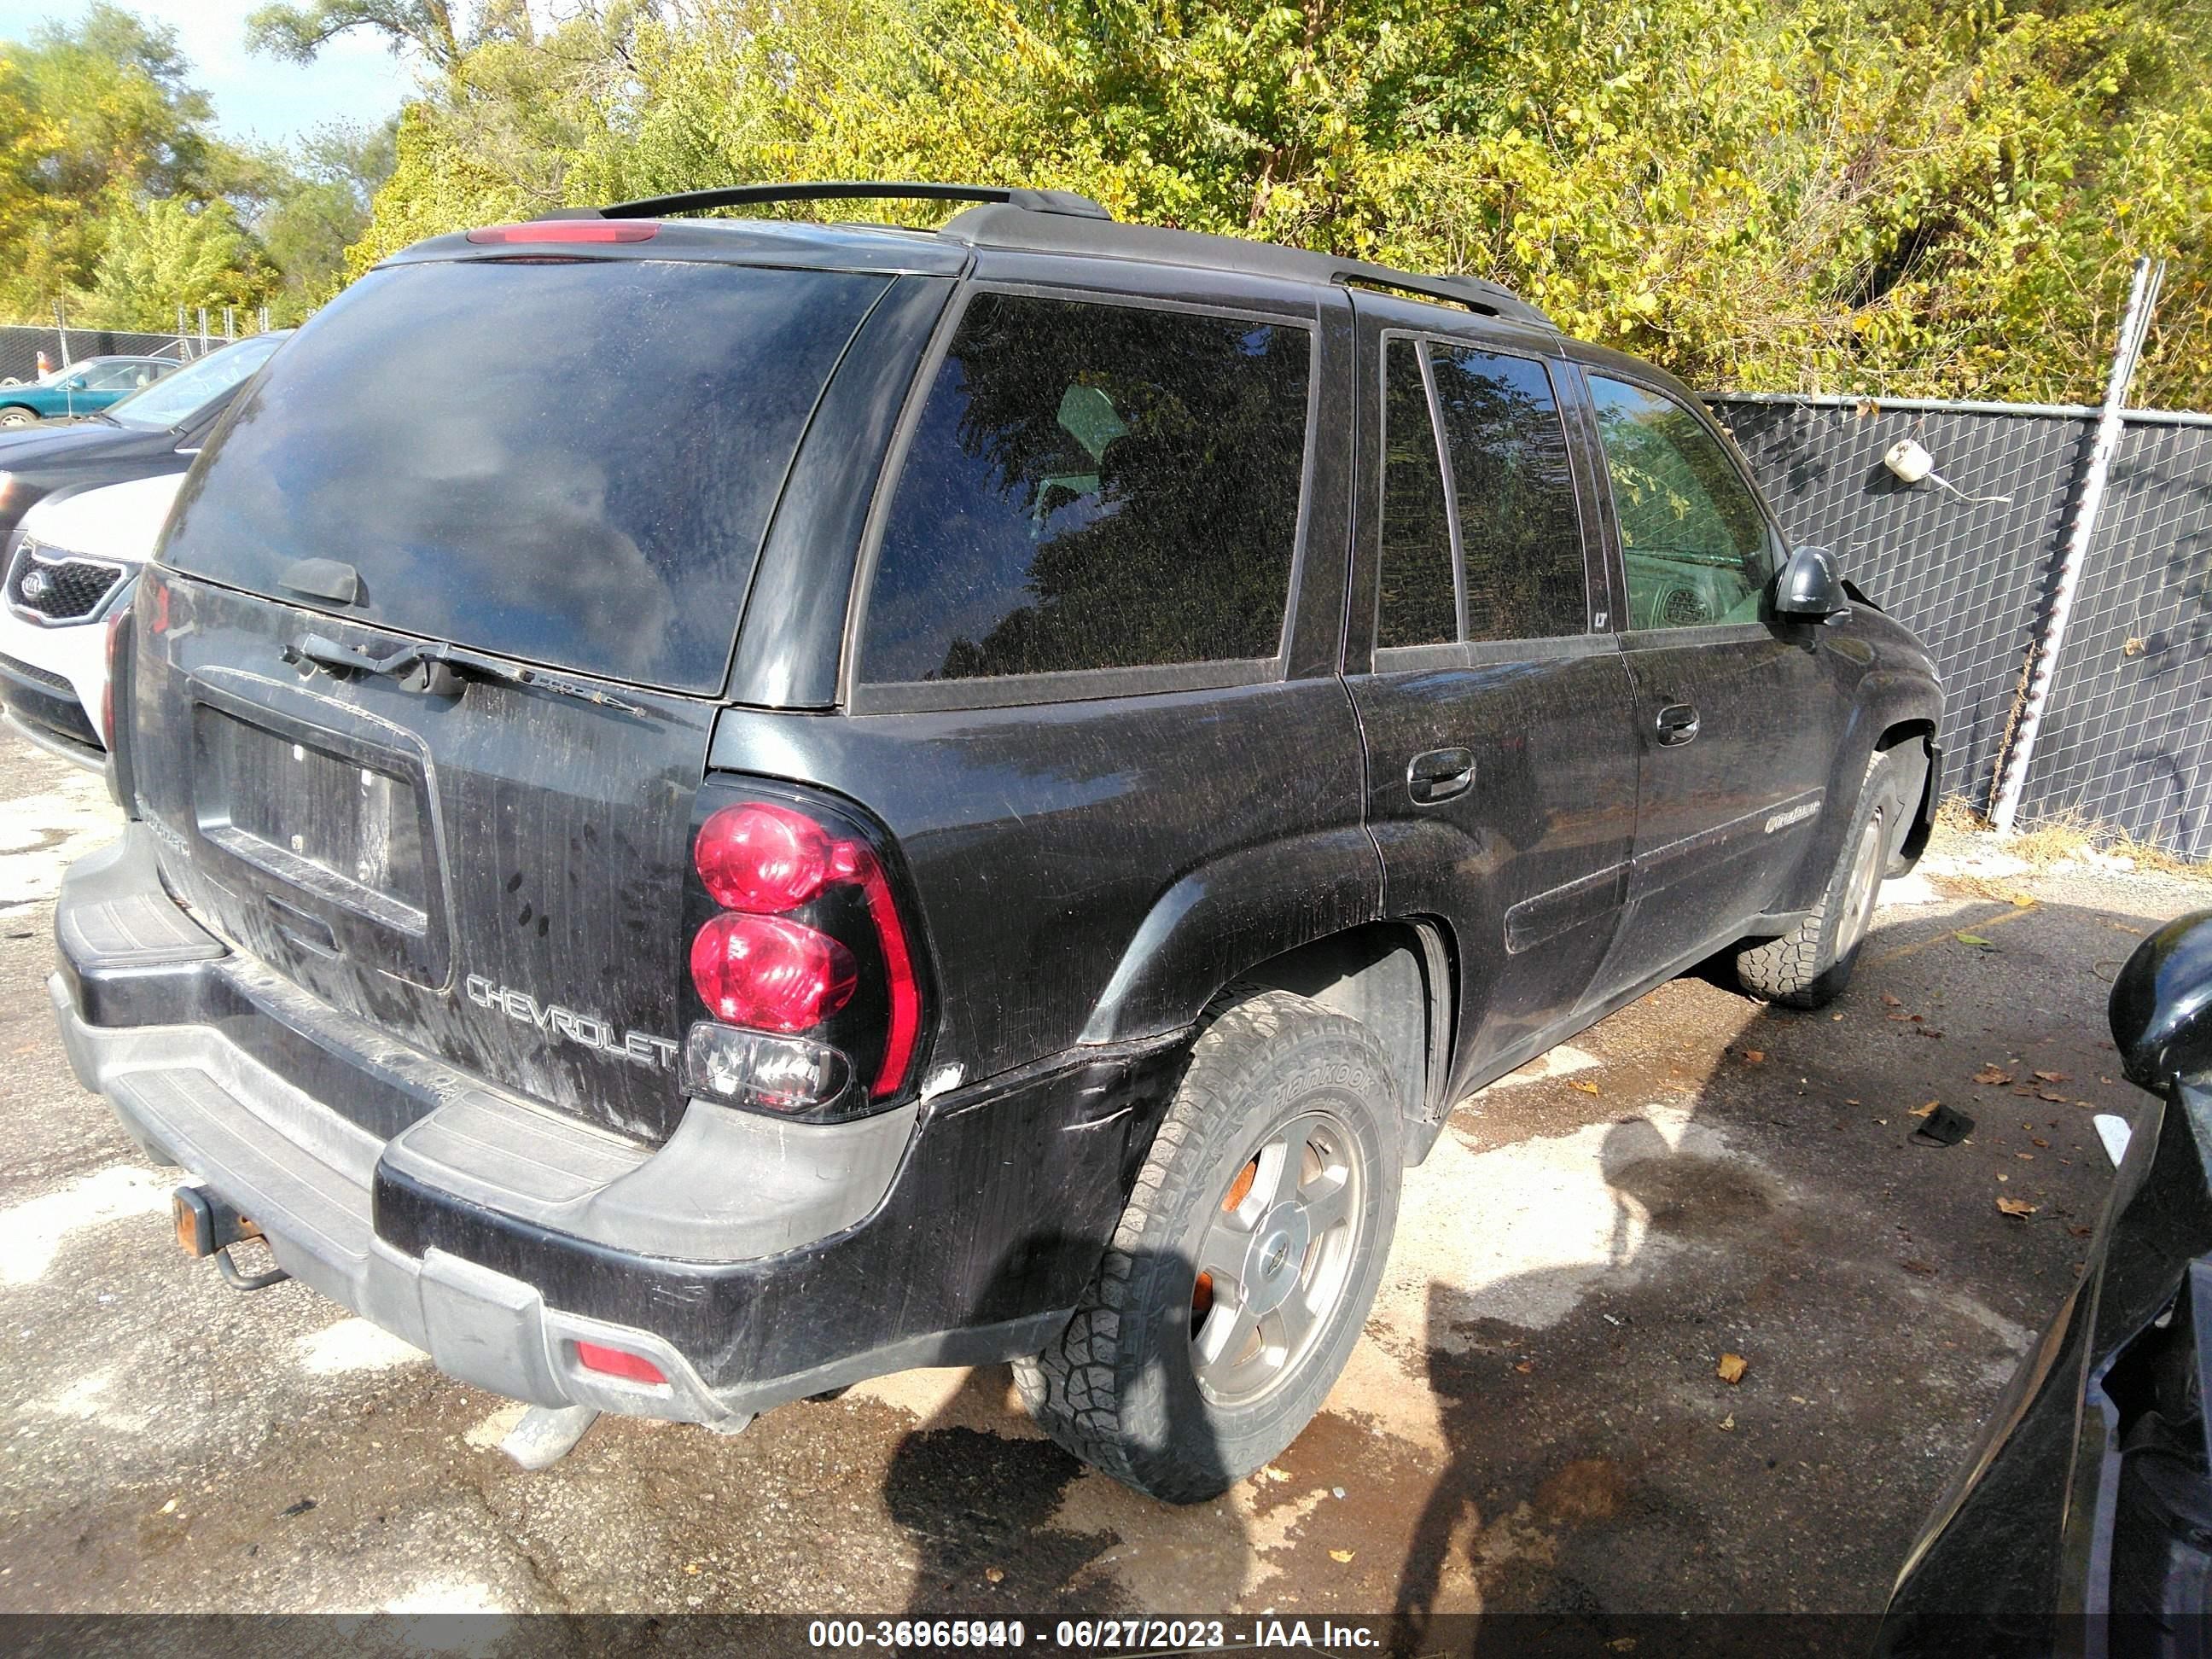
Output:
[[0, 732, 2200, 1619]]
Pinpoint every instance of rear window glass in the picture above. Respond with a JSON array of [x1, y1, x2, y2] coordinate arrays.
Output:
[[161, 259, 891, 694], [1429, 346, 1586, 642], [859, 290, 1311, 686]]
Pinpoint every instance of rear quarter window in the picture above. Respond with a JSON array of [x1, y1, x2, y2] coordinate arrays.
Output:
[[857, 289, 1313, 691], [160, 258, 892, 693]]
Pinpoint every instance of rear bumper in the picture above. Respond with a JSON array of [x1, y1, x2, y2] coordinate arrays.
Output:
[[56, 824, 1180, 1423]]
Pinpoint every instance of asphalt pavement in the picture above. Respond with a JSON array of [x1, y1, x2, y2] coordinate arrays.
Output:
[[0, 733, 2197, 1617]]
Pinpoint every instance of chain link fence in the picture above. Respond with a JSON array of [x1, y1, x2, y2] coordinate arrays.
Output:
[[0, 322, 265, 385], [1710, 393, 2212, 859]]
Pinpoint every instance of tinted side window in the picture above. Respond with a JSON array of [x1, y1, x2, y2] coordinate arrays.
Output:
[[1377, 339, 1455, 649], [1430, 346, 1586, 643], [1588, 375, 1773, 630], [859, 291, 1311, 684]]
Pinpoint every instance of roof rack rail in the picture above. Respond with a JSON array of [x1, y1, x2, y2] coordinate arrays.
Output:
[[549, 181, 1115, 224], [1331, 266, 1540, 323]]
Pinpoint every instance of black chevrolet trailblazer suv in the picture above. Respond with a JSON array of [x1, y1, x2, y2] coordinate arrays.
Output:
[[56, 182, 1941, 1502]]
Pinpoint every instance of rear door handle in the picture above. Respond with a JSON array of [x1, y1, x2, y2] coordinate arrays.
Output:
[[1655, 703, 1701, 747], [1407, 747, 1476, 805]]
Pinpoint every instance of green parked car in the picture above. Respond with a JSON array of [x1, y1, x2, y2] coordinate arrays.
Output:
[[0, 356, 179, 426]]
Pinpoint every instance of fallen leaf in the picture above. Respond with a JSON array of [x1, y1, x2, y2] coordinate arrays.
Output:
[[1955, 932, 1994, 947], [1514, 1360, 1534, 1374], [1569, 1079, 1601, 1095], [1330, 1549, 1356, 1563], [1901, 1260, 1936, 1277], [159, 1499, 178, 1515], [1996, 1197, 2039, 1217], [1974, 1067, 2013, 1086], [1719, 1413, 1736, 1431], [1716, 1353, 1749, 1384], [684, 1563, 701, 1576], [2033, 1071, 2072, 1084], [2039, 1090, 2069, 1103], [1881, 993, 1902, 1007], [1909, 1101, 1941, 1118], [2017, 1153, 2034, 1161], [1263, 1465, 1292, 1483], [1741, 1049, 1766, 1064], [2068, 1225, 2094, 1238], [986, 1567, 1004, 1583], [2010, 891, 2039, 907], [2032, 1138, 2049, 1148], [1887, 1011, 1913, 1022]]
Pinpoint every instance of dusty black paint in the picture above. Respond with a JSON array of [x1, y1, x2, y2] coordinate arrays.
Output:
[[82, 208, 1944, 1413]]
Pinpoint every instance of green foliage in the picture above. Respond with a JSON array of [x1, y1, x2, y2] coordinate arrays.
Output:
[[83, 192, 267, 327], [244, 0, 534, 74], [253, 121, 397, 321], [0, 3, 273, 325], [352, 0, 2212, 405]]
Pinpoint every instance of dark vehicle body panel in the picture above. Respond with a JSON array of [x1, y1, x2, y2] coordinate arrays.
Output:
[[60, 202, 1945, 1423], [1880, 912, 2212, 1653], [130, 573, 712, 1142], [0, 405, 224, 546]]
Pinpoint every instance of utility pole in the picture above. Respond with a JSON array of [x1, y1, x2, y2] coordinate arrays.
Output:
[[1988, 256, 2166, 835]]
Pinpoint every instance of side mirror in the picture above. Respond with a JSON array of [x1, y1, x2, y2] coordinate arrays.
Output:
[[61, 375, 85, 392], [2110, 911, 2212, 1089], [1773, 544, 1849, 620]]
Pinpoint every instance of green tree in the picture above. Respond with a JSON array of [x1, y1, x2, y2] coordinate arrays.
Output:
[[345, 0, 2212, 405], [252, 119, 397, 319], [245, 0, 535, 73], [0, 3, 273, 323], [82, 191, 267, 327]]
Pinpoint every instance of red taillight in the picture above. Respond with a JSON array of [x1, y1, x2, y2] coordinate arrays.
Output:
[[101, 607, 128, 748], [574, 1342, 667, 1384], [851, 851, 921, 1097], [696, 803, 833, 912], [688, 797, 926, 1105], [464, 220, 659, 244], [690, 912, 857, 1033]]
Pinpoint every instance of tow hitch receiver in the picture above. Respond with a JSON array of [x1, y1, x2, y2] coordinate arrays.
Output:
[[172, 1185, 290, 1291]]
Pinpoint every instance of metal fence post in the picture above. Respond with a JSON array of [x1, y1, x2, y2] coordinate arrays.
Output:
[[50, 301, 71, 367], [1988, 256, 2166, 835]]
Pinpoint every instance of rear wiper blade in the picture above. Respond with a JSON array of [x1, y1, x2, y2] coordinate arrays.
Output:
[[284, 632, 652, 718]]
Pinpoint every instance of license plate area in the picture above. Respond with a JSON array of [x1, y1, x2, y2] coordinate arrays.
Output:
[[183, 675, 450, 990], [196, 705, 429, 933]]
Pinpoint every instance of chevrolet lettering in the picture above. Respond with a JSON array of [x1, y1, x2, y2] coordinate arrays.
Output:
[[463, 975, 679, 1072]]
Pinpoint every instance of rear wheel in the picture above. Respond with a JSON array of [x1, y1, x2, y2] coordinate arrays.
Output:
[[0, 407, 35, 428], [1736, 747, 1908, 1009], [1014, 988, 1402, 1503]]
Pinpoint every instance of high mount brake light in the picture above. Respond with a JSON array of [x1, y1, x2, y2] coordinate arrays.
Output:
[[463, 221, 660, 245], [688, 796, 923, 1109]]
